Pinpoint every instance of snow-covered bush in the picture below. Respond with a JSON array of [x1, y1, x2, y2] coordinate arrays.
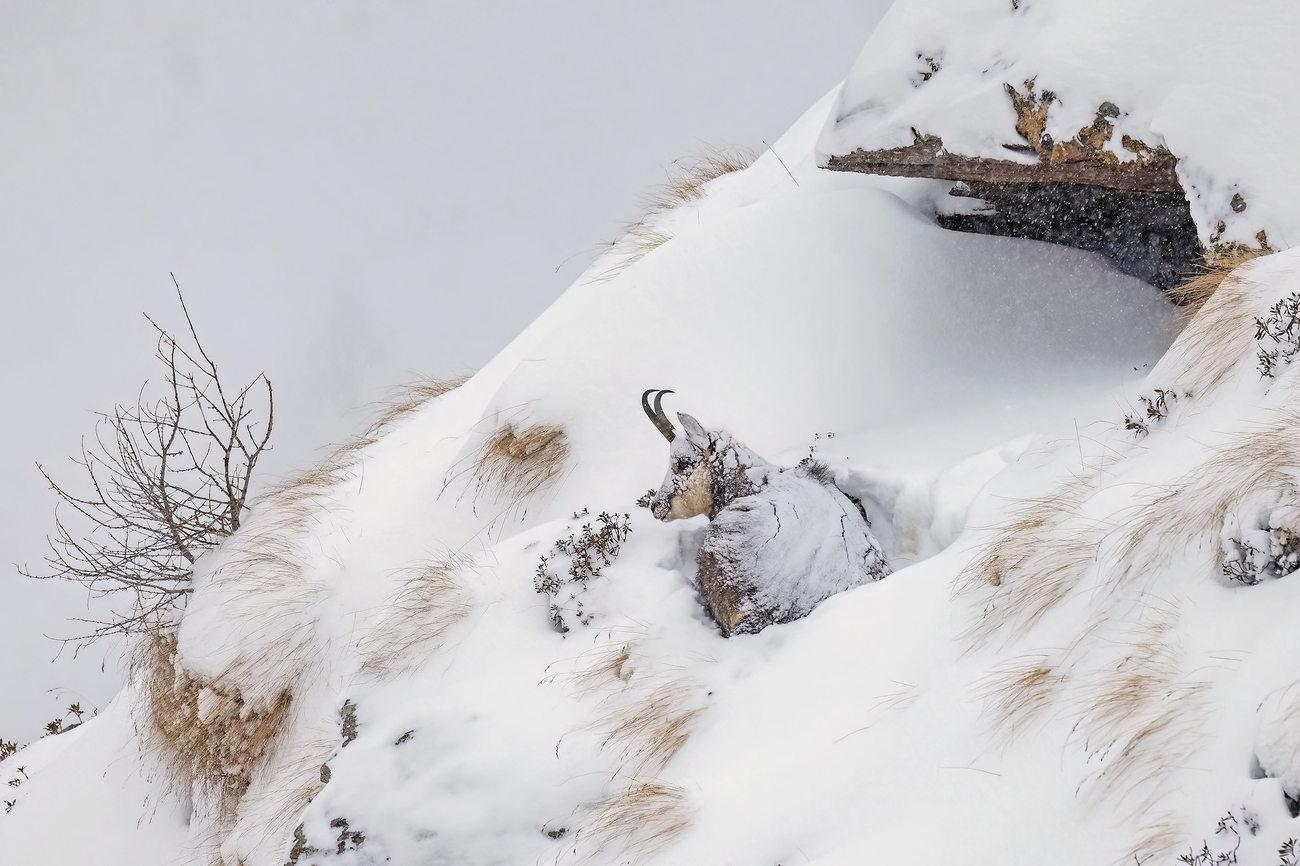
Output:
[[534, 509, 632, 632], [1220, 494, 1300, 585], [1256, 292, 1300, 378]]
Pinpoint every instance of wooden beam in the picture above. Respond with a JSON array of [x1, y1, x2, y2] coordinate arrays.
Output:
[[825, 134, 1183, 194]]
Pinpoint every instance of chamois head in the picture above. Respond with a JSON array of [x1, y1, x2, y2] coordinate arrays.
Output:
[[642, 389, 767, 522]]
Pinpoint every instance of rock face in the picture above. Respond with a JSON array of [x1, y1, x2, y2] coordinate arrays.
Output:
[[937, 180, 1200, 291], [692, 462, 890, 637], [825, 86, 1205, 292]]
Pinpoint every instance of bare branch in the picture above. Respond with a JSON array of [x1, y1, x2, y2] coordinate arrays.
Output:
[[23, 279, 274, 643]]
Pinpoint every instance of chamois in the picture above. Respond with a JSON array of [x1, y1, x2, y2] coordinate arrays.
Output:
[[642, 389, 890, 636]]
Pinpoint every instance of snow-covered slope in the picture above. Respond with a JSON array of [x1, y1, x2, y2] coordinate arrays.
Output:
[[10, 40, 1300, 866], [819, 0, 1300, 251]]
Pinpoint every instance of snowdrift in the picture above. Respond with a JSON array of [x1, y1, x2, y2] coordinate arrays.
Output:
[[7, 12, 1300, 866]]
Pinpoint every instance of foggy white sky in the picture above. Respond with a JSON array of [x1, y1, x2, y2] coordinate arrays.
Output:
[[0, 2, 892, 738]]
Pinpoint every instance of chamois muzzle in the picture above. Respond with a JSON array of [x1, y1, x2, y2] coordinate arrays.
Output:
[[642, 389, 676, 441]]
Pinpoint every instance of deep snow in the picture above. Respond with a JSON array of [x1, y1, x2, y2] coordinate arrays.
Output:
[[11, 9, 1300, 865]]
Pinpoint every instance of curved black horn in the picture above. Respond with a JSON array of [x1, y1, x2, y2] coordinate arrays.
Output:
[[641, 389, 676, 441]]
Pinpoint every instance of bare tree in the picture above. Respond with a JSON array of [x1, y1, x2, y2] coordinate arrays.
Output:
[[23, 275, 273, 641]]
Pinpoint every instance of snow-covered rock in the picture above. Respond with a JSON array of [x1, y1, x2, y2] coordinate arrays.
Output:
[[818, 0, 1300, 251]]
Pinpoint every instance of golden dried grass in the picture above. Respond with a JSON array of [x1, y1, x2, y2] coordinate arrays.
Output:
[[1155, 249, 1270, 403], [473, 422, 569, 507], [1109, 411, 1300, 593], [132, 373, 470, 859], [359, 553, 472, 676], [592, 146, 756, 282], [1169, 247, 1268, 314], [957, 475, 1103, 646], [576, 781, 692, 864], [544, 642, 636, 695], [133, 631, 291, 813], [356, 374, 471, 449], [975, 656, 1068, 746], [1073, 605, 1212, 865], [597, 681, 702, 778]]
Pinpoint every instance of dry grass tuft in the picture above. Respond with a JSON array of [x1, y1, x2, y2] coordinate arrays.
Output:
[[1071, 605, 1213, 864], [544, 642, 636, 695], [576, 781, 692, 864], [976, 656, 1068, 746], [265, 373, 468, 512], [360, 553, 472, 675], [649, 148, 756, 210], [1155, 249, 1271, 402], [473, 423, 569, 507], [356, 374, 470, 449], [133, 630, 291, 814], [1169, 247, 1268, 314], [1108, 411, 1300, 595], [957, 475, 1103, 646], [592, 146, 756, 281], [597, 681, 702, 778]]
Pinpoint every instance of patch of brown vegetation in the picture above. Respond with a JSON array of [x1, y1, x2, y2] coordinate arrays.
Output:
[[976, 656, 1068, 746], [474, 423, 569, 506], [576, 781, 692, 864], [957, 473, 1104, 645], [133, 631, 291, 811], [360, 553, 472, 675], [593, 146, 755, 281], [1169, 245, 1270, 319], [597, 681, 702, 778], [1005, 80, 1055, 153], [356, 375, 470, 448]]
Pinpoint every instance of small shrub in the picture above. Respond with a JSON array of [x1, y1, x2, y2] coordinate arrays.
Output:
[[1279, 839, 1299, 866], [1124, 388, 1182, 437], [1221, 498, 1300, 585], [3, 765, 27, 812], [0, 740, 18, 762], [23, 279, 273, 641], [534, 510, 632, 633], [635, 489, 655, 509], [1256, 292, 1300, 378], [1178, 810, 1252, 865]]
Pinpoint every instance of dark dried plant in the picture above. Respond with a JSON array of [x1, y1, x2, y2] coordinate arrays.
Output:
[[23, 276, 273, 641]]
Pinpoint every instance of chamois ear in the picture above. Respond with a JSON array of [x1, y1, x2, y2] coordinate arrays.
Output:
[[677, 413, 709, 448]]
